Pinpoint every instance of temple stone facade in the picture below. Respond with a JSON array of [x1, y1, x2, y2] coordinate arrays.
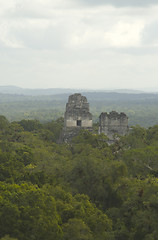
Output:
[[61, 93, 93, 142], [59, 93, 129, 143], [99, 111, 129, 140]]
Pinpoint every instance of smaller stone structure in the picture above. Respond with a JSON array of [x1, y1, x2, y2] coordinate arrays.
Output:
[[99, 111, 128, 140], [61, 93, 93, 142]]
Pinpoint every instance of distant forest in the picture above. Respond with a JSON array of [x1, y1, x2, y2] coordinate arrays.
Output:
[[0, 90, 158, 127]]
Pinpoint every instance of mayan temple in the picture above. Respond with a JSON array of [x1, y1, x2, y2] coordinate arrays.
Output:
[[99, 111, 129, 141], [60, 93, 93, 142]]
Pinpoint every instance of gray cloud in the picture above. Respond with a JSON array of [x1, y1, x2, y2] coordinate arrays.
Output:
[[77, 0, 158, 7], [0, 40, 6, 48], [14, 25, 66, 50], [1, 44, 158, 90], [1, 1, 158, 90], [115, 46, 158, 56], [142, 21, 158, 45]]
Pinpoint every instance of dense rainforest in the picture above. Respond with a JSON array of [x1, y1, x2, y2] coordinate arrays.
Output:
[[0, 115, 158, 240], [0, 91, 158, 127]]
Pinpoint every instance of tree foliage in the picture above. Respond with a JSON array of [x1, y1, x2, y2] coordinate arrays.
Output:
[[0, 116, 158, 239]]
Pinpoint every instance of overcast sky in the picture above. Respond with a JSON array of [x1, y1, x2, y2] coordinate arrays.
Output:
[[0, 0, 158, 90]]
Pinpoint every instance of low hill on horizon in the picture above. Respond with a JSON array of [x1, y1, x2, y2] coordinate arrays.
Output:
[[0, 85, 146, 96]]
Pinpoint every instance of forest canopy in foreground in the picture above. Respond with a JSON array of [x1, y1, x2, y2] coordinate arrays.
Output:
[[0, 115, 158, 239]]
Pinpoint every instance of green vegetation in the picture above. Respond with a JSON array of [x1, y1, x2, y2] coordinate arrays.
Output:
[[1, 115, 158, 239], [0, 92, 158, 127]]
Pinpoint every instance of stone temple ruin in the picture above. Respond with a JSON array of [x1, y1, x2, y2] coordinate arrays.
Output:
[[61, 93, 129, 142], [99, 111, 129, 141], [61, 93, 93, 142]]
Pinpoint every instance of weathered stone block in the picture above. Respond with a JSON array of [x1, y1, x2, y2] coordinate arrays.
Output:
[[99, 111, 129, 140]]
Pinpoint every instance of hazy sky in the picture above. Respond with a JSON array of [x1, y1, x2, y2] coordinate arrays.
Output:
[[0, 0, 158, 90]]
